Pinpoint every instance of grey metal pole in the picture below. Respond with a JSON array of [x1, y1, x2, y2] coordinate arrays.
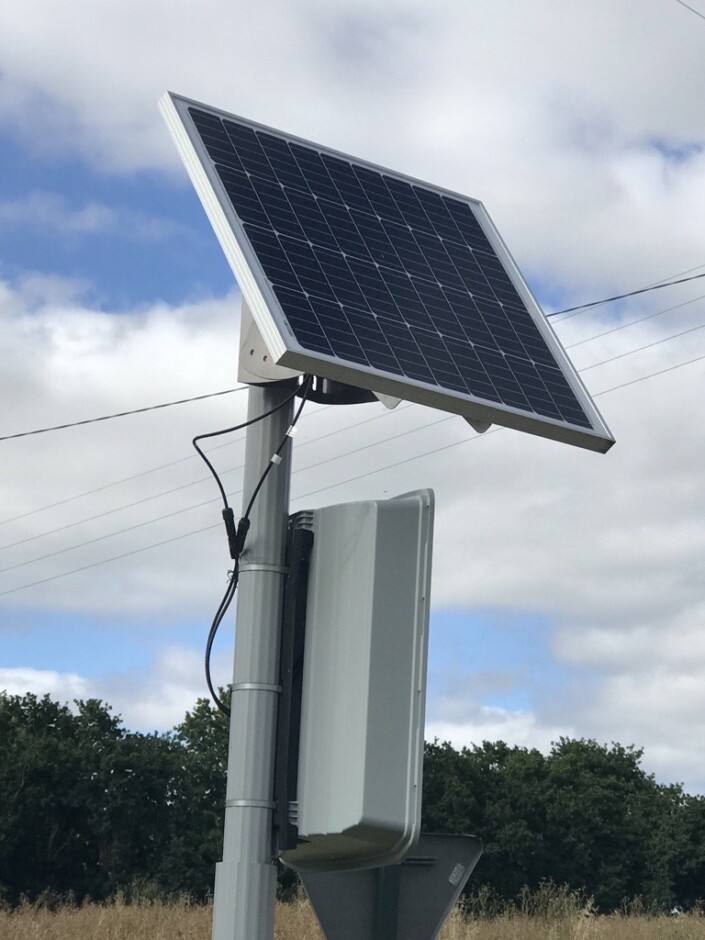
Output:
[[211, 383, 296, 940]]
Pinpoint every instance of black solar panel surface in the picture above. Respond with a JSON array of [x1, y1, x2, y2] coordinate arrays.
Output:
[[188, 106, 591, 429]]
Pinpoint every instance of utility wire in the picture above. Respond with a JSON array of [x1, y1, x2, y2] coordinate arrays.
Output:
[[0, 405, 413, 570], [2, 318, 704, 571], [2, 265, 704, 448], [674, 0, 705, 21], [0, 400, 328, 529], [0, 386, 247, 443], [6, 280, 701, 531], [0, 496, 221, 574], [579, 321, 705, 373], [0, 451, 202, 527], [0, 524, 221, 598], [547, 271, 705, 317], [0, 401, 390, 552], [282, 351, 705, 503], [564, 292, 705, 350], [2, 350, 704, 601], [0, 477, 232, 555], [2, 269, 704, 559]]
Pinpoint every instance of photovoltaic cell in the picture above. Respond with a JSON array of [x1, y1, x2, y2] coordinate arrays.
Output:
[[161, 95, 614, 452]]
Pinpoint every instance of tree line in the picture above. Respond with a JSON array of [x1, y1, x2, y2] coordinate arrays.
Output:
[[0, 691, 703, 911]]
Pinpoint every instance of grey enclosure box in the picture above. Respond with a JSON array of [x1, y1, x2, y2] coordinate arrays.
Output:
[[281, 489, 434, 873]]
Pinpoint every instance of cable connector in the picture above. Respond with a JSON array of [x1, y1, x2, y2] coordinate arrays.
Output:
[[233, 516, 251, 558], [222, 507, 239, 560], [222, 510, 251, 560]]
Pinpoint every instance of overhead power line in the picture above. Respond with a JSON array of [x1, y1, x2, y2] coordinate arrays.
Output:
[[0, 386, 247, 442], [2, 265, 704, 445], [0, 405, 432, 574], [1, 347, 704, 600], [2, 316, 704, 568], [674, 0, 705, 22], [0, 401, 375, 548], [5, 285, 701, 531], [565, 292, 705, 350], [547, 271, 705, 317], [579, 321, 705, 372]]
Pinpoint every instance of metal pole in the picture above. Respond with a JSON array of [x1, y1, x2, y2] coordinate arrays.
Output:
[[212, 383, 296, 940]]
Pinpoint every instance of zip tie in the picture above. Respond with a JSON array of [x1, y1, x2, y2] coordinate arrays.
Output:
[[270, 453, 282, 465]]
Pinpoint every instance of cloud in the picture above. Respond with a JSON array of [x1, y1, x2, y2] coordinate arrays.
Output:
[[426, 705, 574, 756], [2, 0, 705, 791], [0, 666, 90, 700], [0, 274, 245, 619], [1, 2, 703, 309], [0, 191, 189, 240], [0, 644, 216, 733]]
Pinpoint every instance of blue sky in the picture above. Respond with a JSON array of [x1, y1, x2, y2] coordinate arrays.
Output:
[[0, 128, 232, 308], [1, 0, 705, 793]]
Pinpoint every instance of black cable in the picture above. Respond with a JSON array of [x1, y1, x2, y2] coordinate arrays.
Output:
[[192, 383, 303, 510], [196, 376, 313, 715], [204, 569, 239, 714], [243, 378, 312, 520]]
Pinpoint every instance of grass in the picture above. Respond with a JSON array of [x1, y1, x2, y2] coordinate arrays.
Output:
[[1, 890, 704, 940]]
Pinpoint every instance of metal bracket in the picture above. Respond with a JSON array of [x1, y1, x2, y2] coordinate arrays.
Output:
[[273, 521, 314, 853], [239, 563, 289, 575], [299, 833, 483, 940], [225, 799, 277, 810], [464, 415, 492, 434], [238, 300, 301, 385], [374, 392, 402, 410]]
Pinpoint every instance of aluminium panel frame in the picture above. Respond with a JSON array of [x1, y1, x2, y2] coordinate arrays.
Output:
[[160, 91, 614, 454]]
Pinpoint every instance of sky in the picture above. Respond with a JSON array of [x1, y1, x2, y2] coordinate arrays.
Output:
[[1, 0, 704, 793]]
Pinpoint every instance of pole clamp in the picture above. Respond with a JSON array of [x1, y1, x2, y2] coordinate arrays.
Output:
[[231, 682, 282, 694], [238, 562, 288, 574], [226, 799, 276, 810]]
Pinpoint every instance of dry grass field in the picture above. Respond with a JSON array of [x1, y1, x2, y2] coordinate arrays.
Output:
[[1, 894, 705, 940]]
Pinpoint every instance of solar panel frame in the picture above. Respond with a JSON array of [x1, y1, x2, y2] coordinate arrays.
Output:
[[160, 92, 614, 453]]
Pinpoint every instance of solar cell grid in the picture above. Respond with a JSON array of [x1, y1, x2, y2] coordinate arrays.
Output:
[[194, 108, 582, 422], [163, 96, 613, 451]]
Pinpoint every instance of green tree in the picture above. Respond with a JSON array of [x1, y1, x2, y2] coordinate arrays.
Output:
[[0, 693, 114, 901], [671, 792, 705, 907], [540, 738, 668, 909], [422, 736, 689, 911], [165, 694, 230, 898], [423, 740, 552, 899], [0, 692, 184, 903]]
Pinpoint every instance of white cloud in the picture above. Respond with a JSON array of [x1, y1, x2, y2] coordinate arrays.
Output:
[[0, 275, 245, 618], [0, 191, 190, 240], [1, 0, 705, 791], [101, 645, 209, 731], [1, 271, 702, 792], [0, 645, 214, 733], [426, 705, 574, 756], [0, 666, 90, 700]]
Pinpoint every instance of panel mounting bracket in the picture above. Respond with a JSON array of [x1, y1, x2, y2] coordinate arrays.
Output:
[[238, 299, 301, 385], [374, 392, 402, 410], [464, 416, 492, 434]]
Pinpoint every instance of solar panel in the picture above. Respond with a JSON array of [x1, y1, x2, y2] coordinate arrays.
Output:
[[160, 93, 614, 453]]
